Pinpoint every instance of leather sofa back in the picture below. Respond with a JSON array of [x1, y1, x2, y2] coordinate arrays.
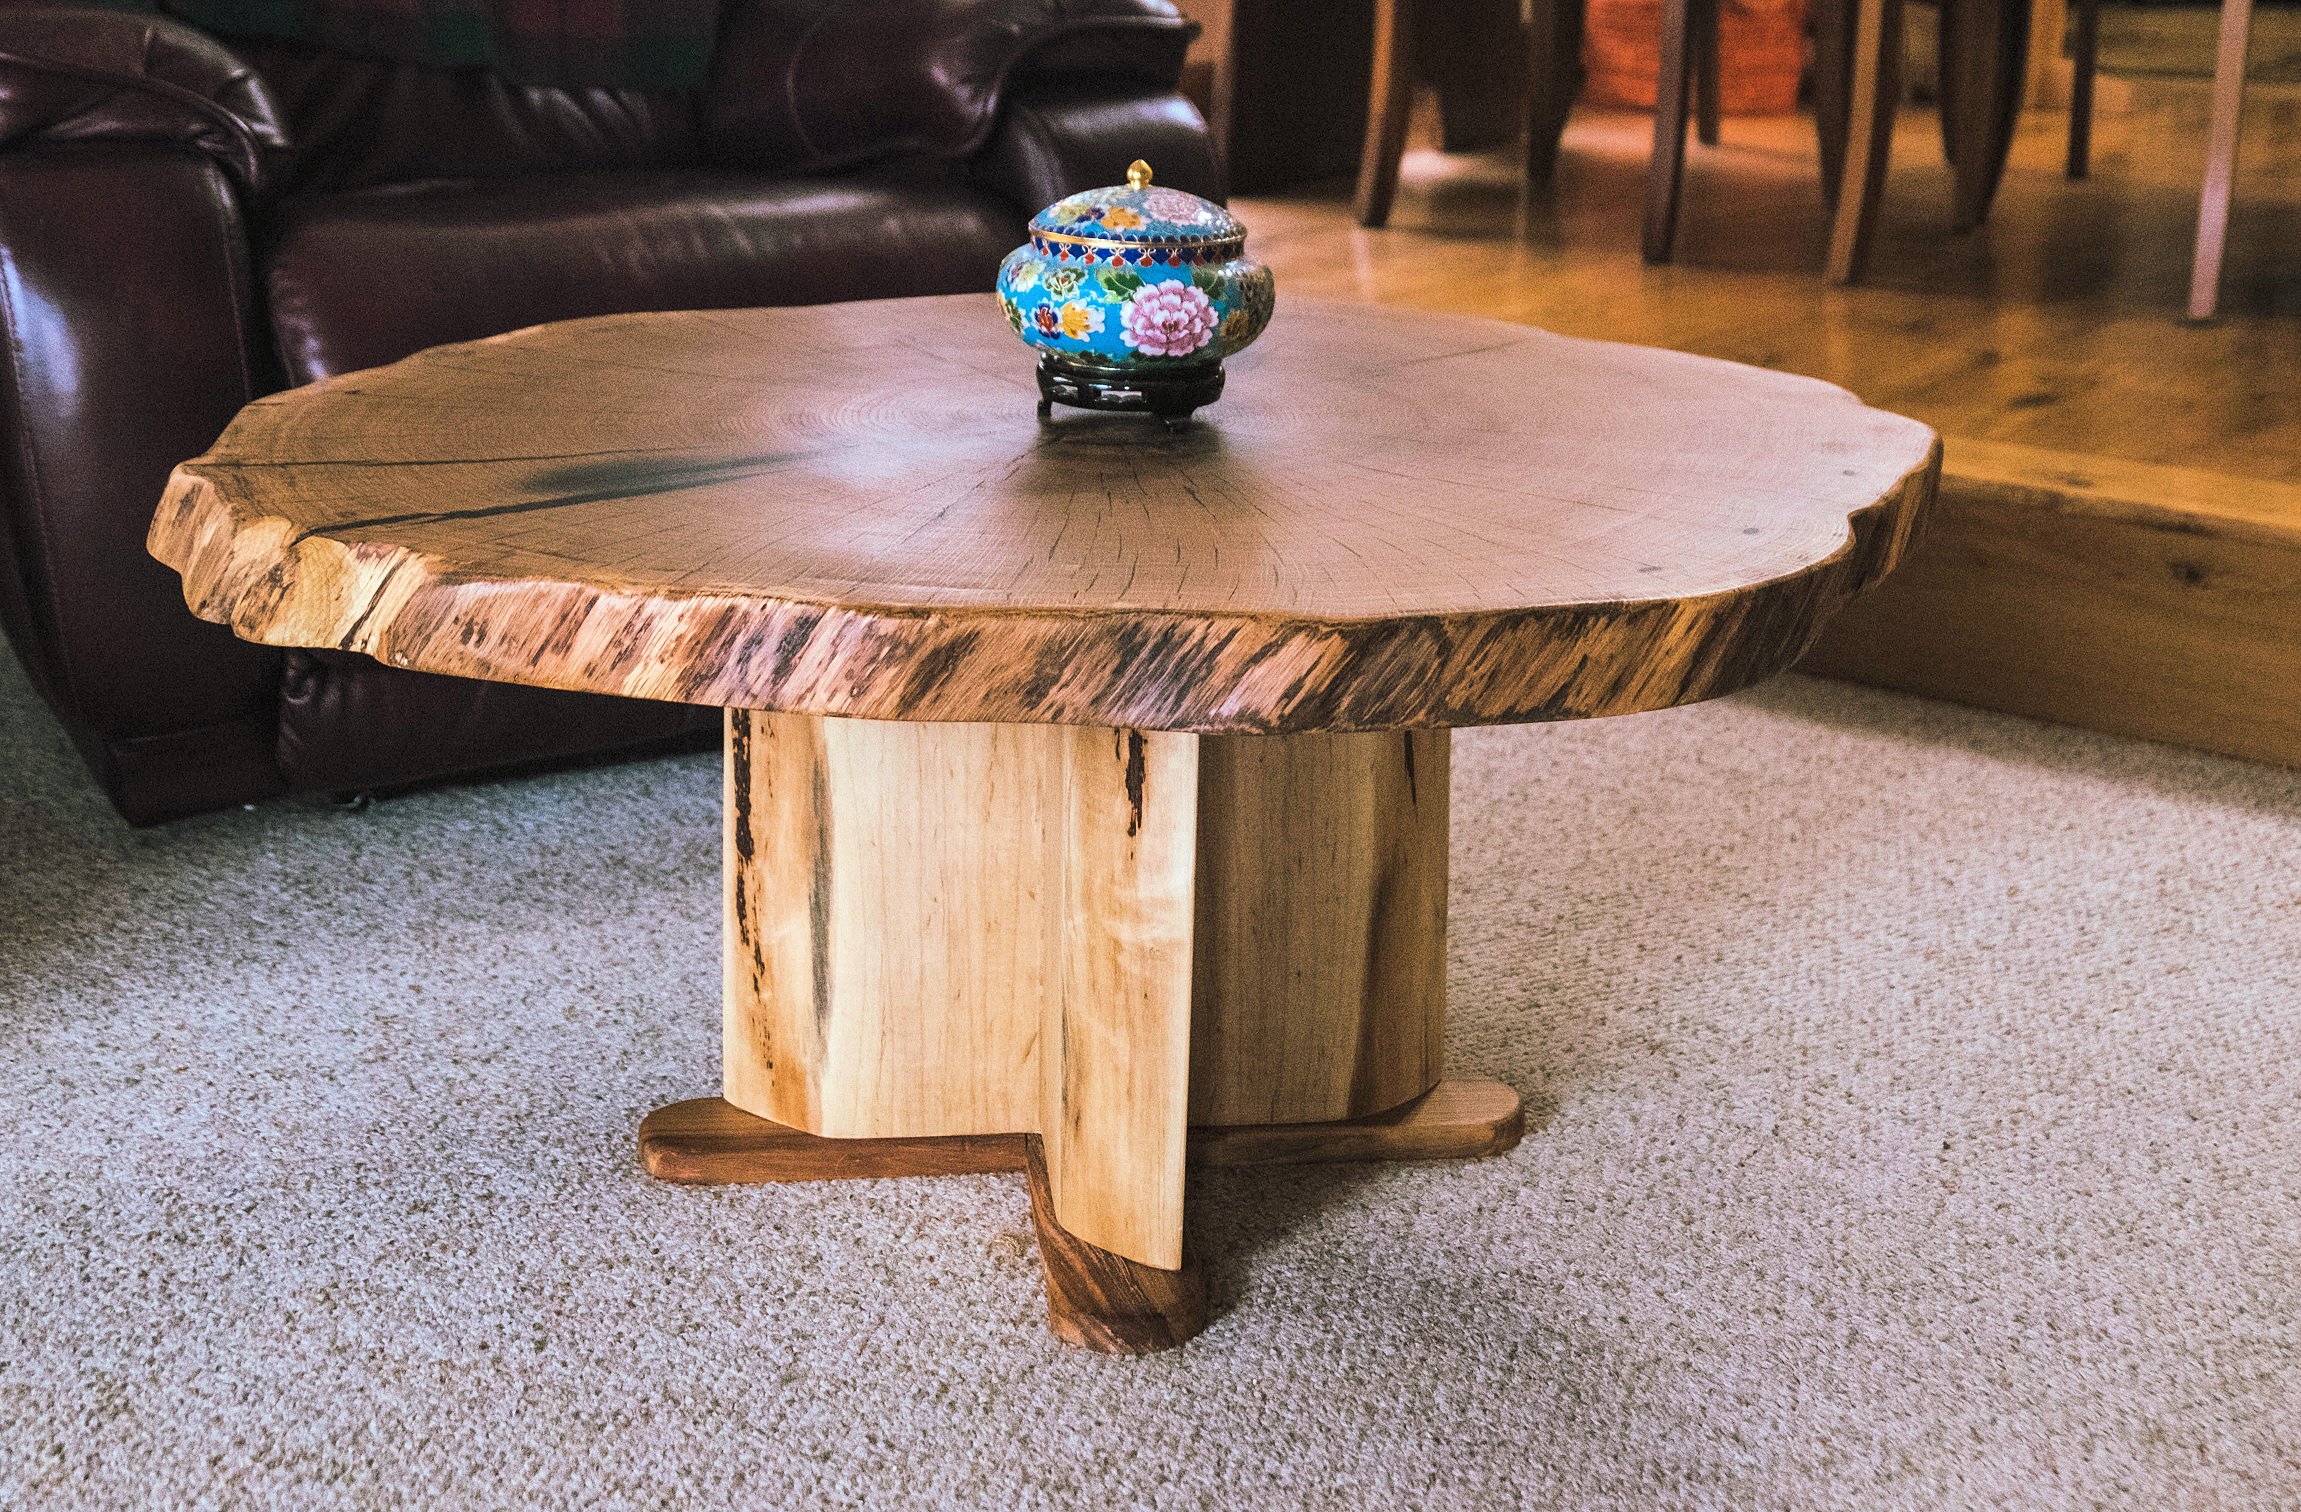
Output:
[[0, 0, 1199, 199], [704, 0, 1192, 172], [237, 38, 702, 198]]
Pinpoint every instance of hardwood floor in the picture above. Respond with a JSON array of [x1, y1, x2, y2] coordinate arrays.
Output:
[[1239, 83, 2301, 483], [1238, 82, 2301, 765]]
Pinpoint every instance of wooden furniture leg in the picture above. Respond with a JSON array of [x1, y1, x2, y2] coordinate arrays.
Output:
[[1940, 0, 2030, 231], [1694, 0, 1723, 147], [1355, 0, 1417, 226], [2026, 0, 2070, 108], [1644, 0, 1702, 261], [1827, 0, 1904, 282], [689, 713, 1520, 1352], [1025, 1135, 1207, 1353], [1938, 0, 1963, 166], [2065, 0, 2099, 177], [1526, 0, 1586, 182], [1429, 0, 1532, 151], [1813, 0, 1851, 202], [2188, 0, 2255, 321], [1042, 727, 1198, 1269]]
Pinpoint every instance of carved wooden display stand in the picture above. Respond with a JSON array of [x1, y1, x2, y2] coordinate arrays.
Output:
[[150, 294, 1938, 1354]]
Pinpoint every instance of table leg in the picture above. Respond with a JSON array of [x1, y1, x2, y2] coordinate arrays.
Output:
[[1940, 0, 2031, 231], [1525, 0, 1586, 183], [1827, 0, 1904, 284], [1354, 0, 1417, 227], [2188, 0, 2255, 322], [1644, 0, 1699, 264], [654, 712, 1523, 1352], [2066, 0, 2099, 178], [1041, 727, 1198, 1270]]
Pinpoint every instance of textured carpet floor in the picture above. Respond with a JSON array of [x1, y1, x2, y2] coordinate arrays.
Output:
[[3, 645, 2299, 1511]]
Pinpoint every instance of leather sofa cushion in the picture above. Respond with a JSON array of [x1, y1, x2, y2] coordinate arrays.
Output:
[[261, 166, 1023, 383]]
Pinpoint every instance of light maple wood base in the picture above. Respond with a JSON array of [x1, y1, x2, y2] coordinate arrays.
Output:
[[638, 1078, 1523, 1354], [688, 711, 1515, 1351], [723, 713, 1450, 1273]]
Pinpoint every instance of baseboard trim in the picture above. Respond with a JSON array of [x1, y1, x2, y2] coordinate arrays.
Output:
[[1802, 436, 2301, 768]]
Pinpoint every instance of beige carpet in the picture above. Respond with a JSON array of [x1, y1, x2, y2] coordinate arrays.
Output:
[[2, 639, 2298, 1510]]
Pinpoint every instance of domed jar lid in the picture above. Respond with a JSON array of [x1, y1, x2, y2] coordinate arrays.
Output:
[[1027, 161, 1245, 269]]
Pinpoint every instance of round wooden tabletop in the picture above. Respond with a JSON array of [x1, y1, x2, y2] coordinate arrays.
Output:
[[152, 295, 1938, 732]]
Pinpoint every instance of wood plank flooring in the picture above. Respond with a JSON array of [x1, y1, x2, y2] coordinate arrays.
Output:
[[1238, 83, 2301, 483]]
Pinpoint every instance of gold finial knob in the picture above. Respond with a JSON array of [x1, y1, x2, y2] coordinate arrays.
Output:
[[1126, 159, 1154, 189]]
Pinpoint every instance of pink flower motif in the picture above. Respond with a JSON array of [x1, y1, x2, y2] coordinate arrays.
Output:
[[1120, 281, 1218, 358], [1145, 188, 1212, 224]]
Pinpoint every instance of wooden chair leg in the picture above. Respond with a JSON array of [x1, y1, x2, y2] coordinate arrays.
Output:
[[1526, 0, 1587, 182], [2188, 0, 2255, 320], [1941, 0, 2030, 231], [1643, 0, 1697, 261], [2066, 0, 2099, 177], [1827, 0, 1904, 283], [1694, 0, 1723, 147], [1355, 0, 1418, 226], [1938, 0, 1961, 166], [1813, 0, 1851, 204], [1430, 0, 1532, 151]]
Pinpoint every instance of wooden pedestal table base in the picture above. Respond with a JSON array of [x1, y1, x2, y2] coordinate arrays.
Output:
[[148, 295, 1938, 1360], [676, 710, 1508, 1352]]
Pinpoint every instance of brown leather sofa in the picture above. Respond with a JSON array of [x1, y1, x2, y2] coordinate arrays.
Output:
[[0, 0, 1220, 823]]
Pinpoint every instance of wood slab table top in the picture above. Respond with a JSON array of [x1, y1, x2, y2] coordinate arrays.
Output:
[[150, 294, 1939, 735]]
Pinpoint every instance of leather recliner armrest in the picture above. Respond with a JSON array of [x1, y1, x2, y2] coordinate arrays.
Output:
[[0, 4, 287, 190], [703, 0, 1195, 174]]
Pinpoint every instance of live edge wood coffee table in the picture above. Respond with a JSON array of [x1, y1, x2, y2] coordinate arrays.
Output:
[[152, 295, 1937, 1354]]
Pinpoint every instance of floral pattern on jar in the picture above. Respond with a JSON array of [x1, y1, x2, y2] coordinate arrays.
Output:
[[997, 251, 1274, 370]]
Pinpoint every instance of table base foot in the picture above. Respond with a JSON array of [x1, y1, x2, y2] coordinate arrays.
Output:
[[637, 1077, 1522, 1354], [1024, 1134, 1208, 1354]]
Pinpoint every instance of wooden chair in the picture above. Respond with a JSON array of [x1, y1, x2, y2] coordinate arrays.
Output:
[[1357, 0, 1905, 287], [1355, 0, 1415, 224], [1936, 0, 2031, 228], [2054, 0, 2258, 320], [1352, 0, 2024, 288], [1810, 0, 2032, 273], [1356, 0, 1724, 231], [1643, 0, 1728, 261], [1813, 0, 1908, 281], [2066, 0, 2100, 177]]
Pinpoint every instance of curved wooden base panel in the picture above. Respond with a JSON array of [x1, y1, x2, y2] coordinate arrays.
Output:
[[639, 1078, 1523, 1354], [639, 1077, 1525, 1186], [1189, 1075, 1524, 1167]]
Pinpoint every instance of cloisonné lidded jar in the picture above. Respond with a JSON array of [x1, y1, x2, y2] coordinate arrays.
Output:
[[997, 160, 1275, 423]]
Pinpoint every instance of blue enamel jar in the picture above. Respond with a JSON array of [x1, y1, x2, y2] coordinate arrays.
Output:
[[997, 160, 1275, 421]]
